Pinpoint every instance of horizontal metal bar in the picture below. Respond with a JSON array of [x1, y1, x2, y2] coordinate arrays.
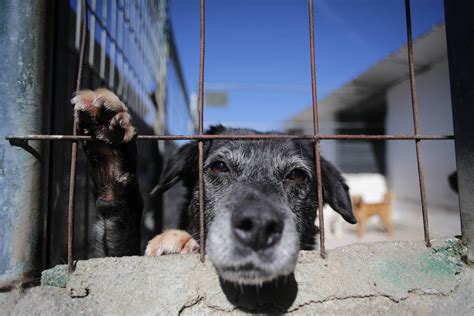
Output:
[[5, 134, 455, 141]]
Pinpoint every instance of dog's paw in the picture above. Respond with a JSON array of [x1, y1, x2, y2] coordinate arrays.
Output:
[[145, 229, 199, 256], [72, 88, 136, 144]]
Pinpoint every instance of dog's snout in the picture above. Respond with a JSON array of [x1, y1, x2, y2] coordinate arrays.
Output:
[[231, 205, 284, 251]]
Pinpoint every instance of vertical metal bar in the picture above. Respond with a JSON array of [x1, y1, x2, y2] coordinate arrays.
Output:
[[109, 0, 117, 88], [99, 0, 107, 79], [308, 0, 326, 258], [404, 0, 431, 247], [88, 0, 96, 67], [123, 4, 130, 104], [75, 0, 82, 50], [198, 0, 205, 135], [198, 142, 205, 262], [198, 0, 206, 262], [122, 6, 128, 102], [117, 6, 124, 96], [68, 0, 87, 274]]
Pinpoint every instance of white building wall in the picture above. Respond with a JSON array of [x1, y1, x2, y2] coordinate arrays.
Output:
[[320, 114, 339, 166], [386, 59, 458, 208], [295, 113, 339, 169]]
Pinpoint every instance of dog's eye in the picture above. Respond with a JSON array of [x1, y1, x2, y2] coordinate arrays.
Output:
[[286, 168, 307, 183], [209, 161, 229, 174]]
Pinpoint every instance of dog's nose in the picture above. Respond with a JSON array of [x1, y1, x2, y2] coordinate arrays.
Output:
[[232, 205, 284, 251]]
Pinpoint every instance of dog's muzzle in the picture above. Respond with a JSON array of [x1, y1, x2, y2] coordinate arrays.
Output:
[[207, 194, 300, 285]]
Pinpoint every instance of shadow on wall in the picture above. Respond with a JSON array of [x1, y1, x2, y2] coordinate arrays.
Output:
[[219, 273, 298, 313]]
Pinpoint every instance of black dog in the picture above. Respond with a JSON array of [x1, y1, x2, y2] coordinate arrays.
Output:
[[73, 88, 356, 285]]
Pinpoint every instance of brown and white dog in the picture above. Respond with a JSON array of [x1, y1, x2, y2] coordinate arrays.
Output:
[[352, 192, 394, 239]]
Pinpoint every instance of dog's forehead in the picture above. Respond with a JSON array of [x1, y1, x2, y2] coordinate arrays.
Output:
[[208, 139, 307, 167]]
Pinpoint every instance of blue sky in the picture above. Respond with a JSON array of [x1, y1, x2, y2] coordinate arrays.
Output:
[[169, 0, 445, 131]]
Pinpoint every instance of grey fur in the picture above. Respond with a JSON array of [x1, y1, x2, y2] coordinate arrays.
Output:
[[159, 125, 356, 285]]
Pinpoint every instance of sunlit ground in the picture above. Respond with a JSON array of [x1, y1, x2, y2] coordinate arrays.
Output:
[[325, 199, 461, 249]]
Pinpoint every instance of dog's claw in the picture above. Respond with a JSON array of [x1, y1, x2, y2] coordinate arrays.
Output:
[[72, 88, 136, 144], [145, 229, 199, 256]]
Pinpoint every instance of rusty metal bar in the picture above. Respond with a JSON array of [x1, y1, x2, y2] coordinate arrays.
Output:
[[67, 0, 87, 273], [67, 151, 77, 273], [308, 0, 326, 258], [2, 0, 455, 265], [198, 0, 205, 135], [198, 142, 205, 262], [308, 1, 319, 136], [6, 134, 454, 141], [198, 0, 206, 262], [405, 0, 431, 248]]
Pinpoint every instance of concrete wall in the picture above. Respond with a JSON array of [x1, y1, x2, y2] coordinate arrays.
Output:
[[3, 239, 472, 314], [386, 59, 458, 209]]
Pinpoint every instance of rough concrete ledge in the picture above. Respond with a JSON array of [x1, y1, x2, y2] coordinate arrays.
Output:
[[1, 238, 473, 314]]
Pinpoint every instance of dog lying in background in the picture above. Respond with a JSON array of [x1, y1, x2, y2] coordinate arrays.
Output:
[[72, 88, 356, 285], [352, 192, 394, 238]]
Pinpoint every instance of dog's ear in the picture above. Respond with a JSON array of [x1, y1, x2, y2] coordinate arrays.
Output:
[[321, 159, 357, 224], [150, 141, 198, 195]]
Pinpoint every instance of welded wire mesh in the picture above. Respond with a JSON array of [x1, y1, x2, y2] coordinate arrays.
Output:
[[5, 0, 454, 271]]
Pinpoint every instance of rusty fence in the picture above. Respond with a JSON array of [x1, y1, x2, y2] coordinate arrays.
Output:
[[5, 0, 458, 274]]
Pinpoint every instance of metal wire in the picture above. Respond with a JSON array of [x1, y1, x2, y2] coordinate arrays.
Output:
[[198, 0, 206, 262], [67, 0, 87, 273], [308, 0, 326, 258], [198, 141, 205, 262], [4, 0, 453, 269], [6, 134, 454, 141], [405, 0, 431, 248]]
